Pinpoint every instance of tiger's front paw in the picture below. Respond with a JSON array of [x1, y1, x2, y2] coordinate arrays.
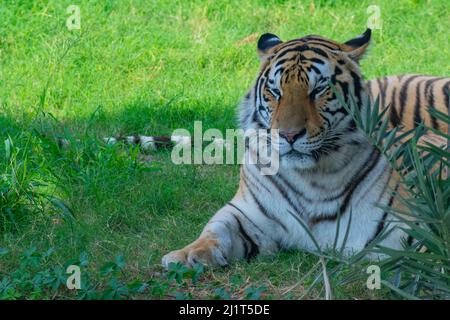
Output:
[[161, 238, 228, 269]]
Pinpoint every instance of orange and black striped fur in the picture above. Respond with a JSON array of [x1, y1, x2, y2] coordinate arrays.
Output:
[[160, 29, 449, 268], [366, 75, 449, 132]]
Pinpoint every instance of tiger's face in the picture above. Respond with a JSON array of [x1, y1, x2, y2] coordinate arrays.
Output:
[[240, 29, 372, 170]]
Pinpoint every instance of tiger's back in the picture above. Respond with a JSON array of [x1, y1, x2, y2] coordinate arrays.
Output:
[[366, 75, 449, 132]]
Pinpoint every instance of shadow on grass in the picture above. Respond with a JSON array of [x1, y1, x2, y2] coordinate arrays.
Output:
[[0, 99, 241, 274]]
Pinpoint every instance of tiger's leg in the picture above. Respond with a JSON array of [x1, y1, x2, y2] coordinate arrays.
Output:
[[161, 202, 276, 268]]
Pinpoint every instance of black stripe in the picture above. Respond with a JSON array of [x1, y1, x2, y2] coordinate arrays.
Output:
[[274, 67, 284, 77], [443, 81, 450, 110], [254, 66, 271, 112], [366, 211, 388, 247], [277, 172, 318, 205], [382, 77, 388, 107], [227, 202, 265, 236], [366, 80, 373, 98], [310, 148, 381, 224], [337, 80, 349, 102], [232, 215, 259, 260], [265, 174, 307, 215], [322, 105, 347, 116], [271, 39, 304, 54], [241, 169, 261, 193], [309, 57, 325, 65], [365, 181, 398, 247], [303, 36, 339, 47], [389, 88, 401, 127], [228, 202, 281, 250], [375, 78, 383, 105], [399, 75, 421, 123], [275, 44, 329, 61], [154, 138, 172, 150], [306, 41, 338, 51], [308, 64, 321, 74], [310, 144, 374, 196], [245, 179, 289, 232], [424, 77, 441, 129], [258, 76, 265, 107], [339, 149, 382, 214], [274, 45, 306, 60], [350, 71, 363, 106], [413, 80, 424, 127], [254, 73, 262, 112], [242, 167, 272, 194], [377, 77, 387, 108], [275, 58, 292, 68], [407, 235, 414, 246], [308, 46, 329, 58]]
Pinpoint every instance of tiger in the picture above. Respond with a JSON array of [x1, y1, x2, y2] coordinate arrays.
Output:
[[96, 30, 449, 268], [152, 28, 450, 269]]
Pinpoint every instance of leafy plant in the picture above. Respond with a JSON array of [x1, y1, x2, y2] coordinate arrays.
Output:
[[339, 87, 450, 299], [0, 247, 163, 300], [244, 285, 267, 300], [167, 262, 205, 285]]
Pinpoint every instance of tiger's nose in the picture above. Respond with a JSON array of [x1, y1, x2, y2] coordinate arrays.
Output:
[[279, 128, 306, 144]]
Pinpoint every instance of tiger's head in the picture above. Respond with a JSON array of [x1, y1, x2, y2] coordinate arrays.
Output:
[[240, 29, 372, 170]]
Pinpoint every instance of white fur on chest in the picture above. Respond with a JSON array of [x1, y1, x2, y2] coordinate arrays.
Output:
[[236, 145, 392, 253]]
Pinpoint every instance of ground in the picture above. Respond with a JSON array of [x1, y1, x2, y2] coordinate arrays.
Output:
[[0, 0, 448, 299]]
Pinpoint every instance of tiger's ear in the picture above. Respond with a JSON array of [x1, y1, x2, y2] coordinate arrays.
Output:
[[257, 33, 282, 62], [342, 28, 371, 62]]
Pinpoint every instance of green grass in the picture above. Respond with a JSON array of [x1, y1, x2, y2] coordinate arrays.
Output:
[[0, 0, 449, 299]]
